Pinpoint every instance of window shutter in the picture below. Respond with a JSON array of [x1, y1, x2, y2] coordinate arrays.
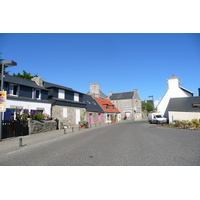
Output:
[[4, 108, 11, 120]]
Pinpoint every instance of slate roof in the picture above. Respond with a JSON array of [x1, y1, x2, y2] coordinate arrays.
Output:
[[99, 90, 107, 98], [95, 98, 120, 113], [87, 90, 107, 99], [180, 86, 194, 96], [1, 74, 48, 90], [83, 94, 105, 113], [168, 96, 200, 112], [110, 91, 134, 100], [44, 81, 85, 94]]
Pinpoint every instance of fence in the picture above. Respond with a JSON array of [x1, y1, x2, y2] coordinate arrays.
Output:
[[2, 120, 29, 139]]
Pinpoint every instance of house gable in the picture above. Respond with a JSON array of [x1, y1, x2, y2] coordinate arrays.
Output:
[[95, 98, 120, 113], [157, 75, 193, 117]]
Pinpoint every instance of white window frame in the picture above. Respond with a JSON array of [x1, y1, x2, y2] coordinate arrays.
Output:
[[32, 88, 41, 99], [74, 93, 79, 102], [58, 89, 65, 99]]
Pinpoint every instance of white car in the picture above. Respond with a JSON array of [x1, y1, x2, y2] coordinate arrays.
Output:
[[148, 113, 167, 124]]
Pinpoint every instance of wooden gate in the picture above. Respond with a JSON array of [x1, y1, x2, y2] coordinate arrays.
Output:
[[2, 120, 29, 139]]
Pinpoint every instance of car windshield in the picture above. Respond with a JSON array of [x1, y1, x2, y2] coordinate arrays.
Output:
[[156, 115, 162, 118]]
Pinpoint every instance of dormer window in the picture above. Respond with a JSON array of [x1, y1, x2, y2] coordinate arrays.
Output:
[[8, 84, 19, 96], [112, 105, 114, 110], [58, 89, 65, 99], [74, 93, 79, 102], [106, 104, 109, 109], [32, 89, 41, 99]]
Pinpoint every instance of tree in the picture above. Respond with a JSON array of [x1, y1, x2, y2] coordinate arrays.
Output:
[[142, 102, 154, 114], [0, 53, 11, 74], [13, 70, 34, 80]]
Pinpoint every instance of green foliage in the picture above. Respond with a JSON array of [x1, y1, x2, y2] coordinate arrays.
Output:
[[31, 113, 44, 120], [142, 102, 153, 113], [110, 114, 115, 120], [13, 70, 34, 80]]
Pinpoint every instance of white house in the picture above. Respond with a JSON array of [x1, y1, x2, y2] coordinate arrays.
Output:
[[156, 75, 193, 118], [168, 96, 200, 123]]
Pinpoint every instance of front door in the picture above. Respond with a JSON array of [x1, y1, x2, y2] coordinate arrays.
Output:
[[76, 109, 80, 124], [89, 113, 92, 124]]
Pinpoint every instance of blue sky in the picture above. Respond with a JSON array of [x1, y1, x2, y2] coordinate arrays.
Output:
[[1, 33, 200, 106]]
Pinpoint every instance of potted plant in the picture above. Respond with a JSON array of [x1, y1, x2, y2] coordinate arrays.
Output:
[[110, 114, 115, 123], [79, 121, 89, 128]]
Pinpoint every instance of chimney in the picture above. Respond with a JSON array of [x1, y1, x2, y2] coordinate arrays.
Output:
[[133, 89, 138, 94], [167, 75, 180, 89], [89, 83, 100, 98], [32, 76, 43, 87], [198, 88, 200, 96], [109, 91, 113, 97]]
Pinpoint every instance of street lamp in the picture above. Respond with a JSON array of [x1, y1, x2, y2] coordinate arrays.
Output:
[[0, 60, 17, 141], [148, 95, 154, 109]]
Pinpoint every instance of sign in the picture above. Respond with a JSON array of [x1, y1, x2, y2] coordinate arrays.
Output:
[[0, 91, 7, 112]]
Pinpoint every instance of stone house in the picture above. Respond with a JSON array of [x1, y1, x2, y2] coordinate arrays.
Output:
[[83, 94, 105, 125], [95, 98, 121, 123], [156, 75, 193, 118], [43, 80, 87, 127], [108, 89, 142, 121], [87, 83, 107, 99], [1, 74, 51, 120]]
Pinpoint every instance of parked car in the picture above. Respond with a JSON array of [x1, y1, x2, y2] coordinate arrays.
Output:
[[148, 113, 167, 124]]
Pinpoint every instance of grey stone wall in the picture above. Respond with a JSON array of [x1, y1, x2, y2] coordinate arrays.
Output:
[[28, 119, 57, 134], [52, 105, 86, 127], [110, 98, 142, 120], [85, 112, 104, 125]]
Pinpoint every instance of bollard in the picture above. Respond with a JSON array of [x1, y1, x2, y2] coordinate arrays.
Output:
[[64, 128, 67, 134], [95, 123, 96, 127], [19, 138, 22, 147], [72, 127, 74, 132], [79, 126, 80, 131]]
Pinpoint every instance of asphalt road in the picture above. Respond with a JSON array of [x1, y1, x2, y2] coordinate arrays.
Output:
[[1, 121, 200, 166]]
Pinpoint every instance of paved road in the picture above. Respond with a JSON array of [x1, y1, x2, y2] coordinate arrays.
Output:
[[0, 121, 200, 165]]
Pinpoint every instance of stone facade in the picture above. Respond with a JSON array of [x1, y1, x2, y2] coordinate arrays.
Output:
[[109, 89, 142, 121], [28, 119, 57, 134], [85, 111, 104, 125], [52, 105, 86, 127]]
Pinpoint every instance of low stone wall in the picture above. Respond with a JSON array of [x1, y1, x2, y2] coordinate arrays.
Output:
[[28, 119, 57, 134]]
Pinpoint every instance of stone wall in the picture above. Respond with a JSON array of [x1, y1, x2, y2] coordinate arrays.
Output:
[[28, 119, 57, 134], [52, 105, 86, 127], [85, 112, 104, 125]]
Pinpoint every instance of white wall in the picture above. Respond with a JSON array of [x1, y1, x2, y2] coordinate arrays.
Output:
[[169, 111, 200, 123], [157, 76, 192, 118], [6, 99, 51, 115]]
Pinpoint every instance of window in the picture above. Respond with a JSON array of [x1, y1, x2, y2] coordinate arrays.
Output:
[[106, 104, 109, 109], [63, 108, 67, 117], [74, 93, 79, 102], [112, 105, 114, 110], [58, 89, 65, 99], [8, 84, 19, 96], [32, 89, 41, 99]]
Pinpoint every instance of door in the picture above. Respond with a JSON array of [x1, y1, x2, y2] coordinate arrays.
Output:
[[89, 113, 92, 124], [76, 109, 80, 124]]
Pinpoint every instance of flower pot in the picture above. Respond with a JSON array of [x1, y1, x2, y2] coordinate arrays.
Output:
[[111, 120, 115, 123], [80, 126, 85, 129]]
